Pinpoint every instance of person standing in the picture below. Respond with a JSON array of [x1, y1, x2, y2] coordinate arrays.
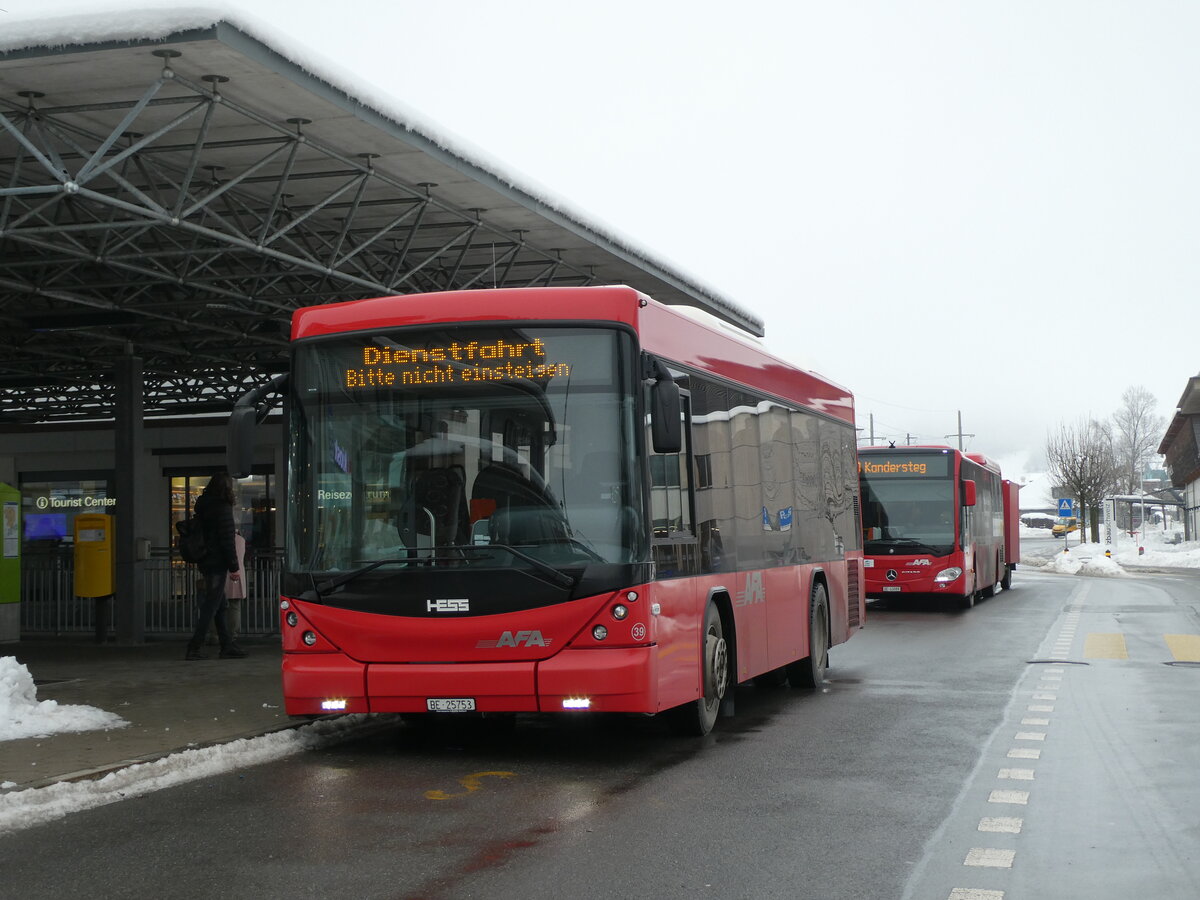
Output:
[[224, 530, 247, 641], [186, 473, 247, 660]]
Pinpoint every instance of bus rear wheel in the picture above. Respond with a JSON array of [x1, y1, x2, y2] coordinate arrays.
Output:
[[667, 602, 728, 736], [787, 582, 829, 688]]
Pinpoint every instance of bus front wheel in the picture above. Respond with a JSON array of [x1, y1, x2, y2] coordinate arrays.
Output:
[[787, 582, 829, 688], [961, 582, 976, 609], [667, 602, 728, 736]]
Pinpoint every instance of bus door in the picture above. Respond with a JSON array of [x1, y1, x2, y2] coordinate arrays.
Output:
[[960, 478, 977, 588], [648, 390, 701, 709]]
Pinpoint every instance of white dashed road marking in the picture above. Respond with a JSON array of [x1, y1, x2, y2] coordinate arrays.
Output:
[[998, 768, 1034, 780], [929, 588, 1095, 900], [964, 848, 1016, 868], [988, 789, 1030, 805], [978, 816, 1023, 833]]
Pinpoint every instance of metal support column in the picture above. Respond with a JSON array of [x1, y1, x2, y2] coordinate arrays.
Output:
[[114, 354, 146, 643]]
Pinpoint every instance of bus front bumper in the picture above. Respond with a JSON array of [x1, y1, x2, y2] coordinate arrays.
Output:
[[282, 646, 659, 717]]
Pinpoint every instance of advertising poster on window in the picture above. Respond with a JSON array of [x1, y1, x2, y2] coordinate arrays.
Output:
[[3, 501, 17, 558]]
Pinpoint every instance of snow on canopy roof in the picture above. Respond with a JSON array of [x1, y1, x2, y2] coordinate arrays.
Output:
[[0, 3, 763, 337]]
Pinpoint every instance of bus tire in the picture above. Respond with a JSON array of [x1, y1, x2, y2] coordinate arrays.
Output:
[[961, 582, 976, 609], [1001, 565, 1013, 591], [981, 555, 999, 598], [787, 582, 829, 688], [667, 601, 728, 736]]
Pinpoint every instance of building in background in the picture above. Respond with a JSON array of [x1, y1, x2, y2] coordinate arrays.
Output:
[[1158, 375, 1200, 541]]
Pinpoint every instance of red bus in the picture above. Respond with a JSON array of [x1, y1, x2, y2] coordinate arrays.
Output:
[[858, 445, 1019, 608], [230, 285, 865, 735]]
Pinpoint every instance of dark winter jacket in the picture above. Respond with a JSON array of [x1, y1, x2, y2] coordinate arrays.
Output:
[[194, 492, 238, 574]]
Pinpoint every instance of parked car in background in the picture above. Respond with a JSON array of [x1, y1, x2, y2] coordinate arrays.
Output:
[[1021, 513, 1056, 530], [1052, 516, 1079, 537]]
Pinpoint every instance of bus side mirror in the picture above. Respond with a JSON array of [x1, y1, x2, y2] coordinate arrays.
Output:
[[227, 373, 288, 479], [962, 480, 977, 507], [651, 378, 682, 454], [227, 405, 257, 479]]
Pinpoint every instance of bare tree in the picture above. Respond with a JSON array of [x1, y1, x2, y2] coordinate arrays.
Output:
[[1111, 385, 1166, 493], [1044, 419, 1118, 543]]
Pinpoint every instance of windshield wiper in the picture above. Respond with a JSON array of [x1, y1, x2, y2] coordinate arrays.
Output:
[[302, 558, 412, 600], [444, 543, 578, 590], [867, 537, 941, 554], [301, 544, 577, 600]]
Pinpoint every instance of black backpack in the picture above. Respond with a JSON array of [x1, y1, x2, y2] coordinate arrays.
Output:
[[175, 517, 207, 564]]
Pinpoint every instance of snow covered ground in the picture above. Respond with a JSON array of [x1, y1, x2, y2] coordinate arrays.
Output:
[[1021, 525, 1200, 576], [0, 657, 128, 743]]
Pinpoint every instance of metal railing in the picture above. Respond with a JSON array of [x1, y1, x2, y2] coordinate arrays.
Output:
[[19, 550, 282, 637]]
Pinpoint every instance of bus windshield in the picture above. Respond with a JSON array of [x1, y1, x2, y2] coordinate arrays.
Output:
[[860, 452, 956, 553], [287, 325, 644, 581]]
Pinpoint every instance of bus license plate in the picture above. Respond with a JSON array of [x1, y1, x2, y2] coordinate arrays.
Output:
[[882, 586, 902, 592], [427, 698, 476, 712]]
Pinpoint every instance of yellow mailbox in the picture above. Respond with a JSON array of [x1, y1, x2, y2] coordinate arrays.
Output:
[[74, 513, 114, 598]]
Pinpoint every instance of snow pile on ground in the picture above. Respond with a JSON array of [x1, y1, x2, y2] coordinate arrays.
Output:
[[1111, 535, 1200, 569], [1029, 529, 1199, 577], [0, 713, 388, 835], [0, 657, 128, 743], [1078, 555, 1131, 578], [1043, 552, 1083, 575]]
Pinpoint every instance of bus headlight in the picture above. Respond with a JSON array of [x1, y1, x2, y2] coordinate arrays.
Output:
[[934, 567, 963, 583], [592, 625, 608, 641]]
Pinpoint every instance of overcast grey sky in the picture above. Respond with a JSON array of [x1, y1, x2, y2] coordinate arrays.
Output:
[[8, 0, 1198, 472]]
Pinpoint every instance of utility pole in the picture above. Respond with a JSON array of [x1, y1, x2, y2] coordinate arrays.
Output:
[[856, 413, 876, 447], [944, 410, 974, 450]]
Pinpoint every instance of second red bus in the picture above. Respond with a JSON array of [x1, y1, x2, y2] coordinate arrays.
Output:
[[858, 445, 1019, 608]]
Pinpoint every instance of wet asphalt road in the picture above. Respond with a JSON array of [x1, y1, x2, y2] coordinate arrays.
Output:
[[2, 540, 1198, 900]]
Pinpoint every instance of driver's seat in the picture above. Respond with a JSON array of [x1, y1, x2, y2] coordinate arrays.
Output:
[[489, 506, 570, 546], [396, 466, 469, 548]]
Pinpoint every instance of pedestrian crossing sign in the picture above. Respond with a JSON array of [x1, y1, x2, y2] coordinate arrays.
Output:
[[1057, 498, 1074, 516]]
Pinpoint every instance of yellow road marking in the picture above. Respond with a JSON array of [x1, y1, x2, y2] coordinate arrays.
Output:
[[1164, 634, 1200, 662], [425, 770, 516, 801], [1083, 633, 1128, 659]]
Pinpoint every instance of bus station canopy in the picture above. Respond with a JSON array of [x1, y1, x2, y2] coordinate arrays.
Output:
[[0, 20, 761, 425]]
